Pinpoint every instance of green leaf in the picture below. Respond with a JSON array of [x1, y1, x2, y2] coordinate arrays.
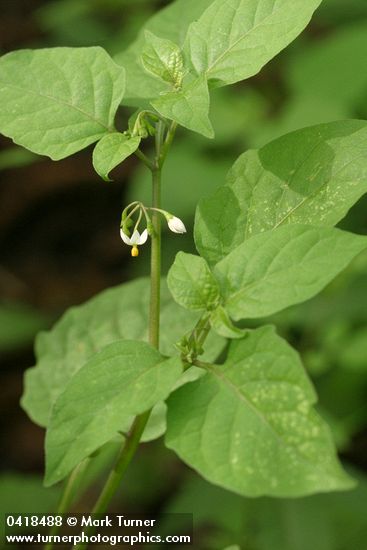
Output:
[[116, 401, 170, 446], [166, 326, 354, 497], [184, 0, 322, 86], [167, 252, 220, 311], [195, 185, 241, 266], [0, 47, 125, 160], [151, 76, 214, 138], [137, 367, 206, 444], [214, 225, 367, 320], [142, 31, 183, 87], [138, 402, 168, 443], [209, 305, 247, 339], [45, 341, 182, 486], [21, 278, 225, 427], [114, 0, 213, 104], [195, 121, 367, 265], [92, 133, 141, 181]]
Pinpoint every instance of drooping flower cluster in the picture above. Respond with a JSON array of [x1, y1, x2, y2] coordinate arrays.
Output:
[[120, 202, 186, 257]]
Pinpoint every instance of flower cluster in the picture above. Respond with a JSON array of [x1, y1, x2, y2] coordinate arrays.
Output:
[[120, 202, 186, 257]]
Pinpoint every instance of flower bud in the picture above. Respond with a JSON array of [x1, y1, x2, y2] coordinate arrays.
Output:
[[167, 216, 186, 234]]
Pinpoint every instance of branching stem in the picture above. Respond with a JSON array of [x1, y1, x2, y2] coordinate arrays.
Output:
[[134, 148, 155, 170]]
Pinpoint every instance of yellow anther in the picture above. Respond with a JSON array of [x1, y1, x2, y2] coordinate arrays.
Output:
[[131, 245, 139, 257]]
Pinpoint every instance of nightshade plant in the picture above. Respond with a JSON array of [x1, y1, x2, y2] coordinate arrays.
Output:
[[1, 0, 367, 547]]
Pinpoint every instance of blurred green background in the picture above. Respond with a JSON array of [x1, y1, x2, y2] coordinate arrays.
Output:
[[0, 0, 366, 548]]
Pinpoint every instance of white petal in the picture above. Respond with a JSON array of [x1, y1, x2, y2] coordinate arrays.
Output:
[[120, 229, 132, 245], [138, 229, 148, 244], [130, 230, 141, 245], [168, 216, 186, 234]]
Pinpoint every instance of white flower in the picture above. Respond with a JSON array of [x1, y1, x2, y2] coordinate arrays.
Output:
[[120, 228, 148, 257], [167, 216, 186, 234]]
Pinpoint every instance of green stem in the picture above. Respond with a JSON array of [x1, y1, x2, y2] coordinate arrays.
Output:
[[193, 359, 211, 370], [74, 413, 150, 549], [73, 121, 166, 550], [149, 166, 162, 348], [159, 121, 177, 167], [134, 148, 155, 171], [179, 313, 212, 367], [192, 313, 211, 349], [44, 460, 89, 550], [149, 120, 164, 347]]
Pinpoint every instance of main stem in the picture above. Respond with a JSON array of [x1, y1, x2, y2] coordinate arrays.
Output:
[[149, 132, 163, 348], [72, 125, 164, 550]]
